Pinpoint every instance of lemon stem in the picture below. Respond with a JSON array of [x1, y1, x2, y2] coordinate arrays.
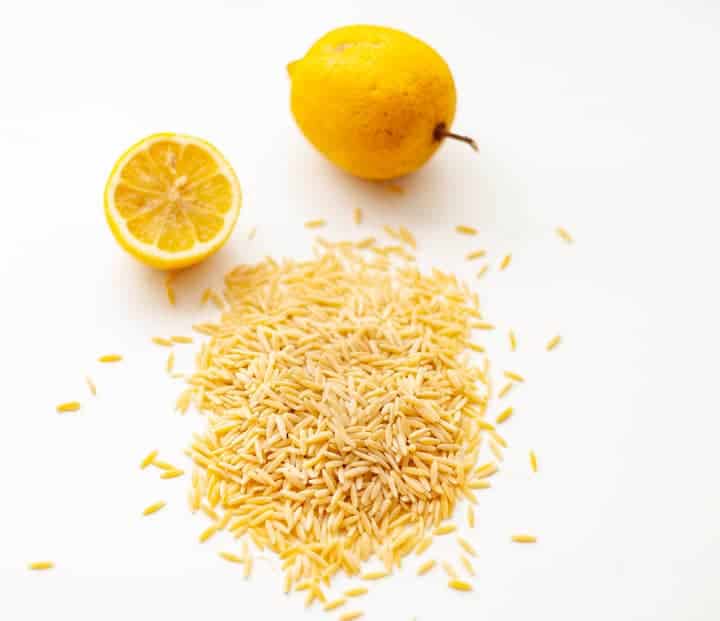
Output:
[[433, 123, 478, 152]]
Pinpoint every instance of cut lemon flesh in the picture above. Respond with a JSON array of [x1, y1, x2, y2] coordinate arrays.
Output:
[[104, 133, 241, 269]]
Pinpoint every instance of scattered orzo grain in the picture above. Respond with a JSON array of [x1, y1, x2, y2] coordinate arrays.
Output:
[[448, 579, 473, 592], [499, 254, 512, 270], [344, 587, 368, 597], [152, 337, 173, 347], [476, 264, 489, 278], [152, 460, 178, 471], [166, 352, 175, 374], [504, 370, 525, 383], [312, 583, 328, 605], [201, 504, 219, 522], [160, 469, 184, 480], [283, 571, 293, 594], [555, 227, 574, 243], [339, 612, 364, 621], [219, 551, 244, 563], [465, 249, 486, 261], [85, 376, 97, 396], [511, 534, 537, 543], [530, 450, 539, 473], [477, 422, 496, 433], [496, 407, 514, 424], [324, 598, 347, 612], [98, 354, 122, 363], [457, 537, 477, 557], [490, 430, 508, 449], [142, 501, 166, 516], [442, 562, 458, 579], [473, 321, 495, 330], [456, 225, 478, 235], [546, 335, 562, 351], [304, 219, 327, 229], [460, 555, 476, 576], [475, 462, 498, 478], [498, 382, 513, 399], [199, 525, 217, 543], [468, 480, 491, 490], [56, 401, 80, 413], [243, 555, 253, 578], [180, 240, 498, 592], [171, 336, 193, 344], [303, 586, 328, 604], [28, 561, 54, 571], [509, 330, 517, 352], [415, 536, 432, 555], [433, 524, 457, 536], [175, 389, 192, 414], [140, 450, 158, 469], [369, 243, 415, 261], [165, 273, 176, 306], [248, 226, 257, 240], [361, 571, 389, 581], [353, 208, 363, 225], [200, 289, 211, 306], [417, 559, 436, 575], [467, 505, 475, 529]]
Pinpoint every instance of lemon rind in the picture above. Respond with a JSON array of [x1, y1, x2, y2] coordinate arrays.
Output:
[[104, 132, 242, 270]]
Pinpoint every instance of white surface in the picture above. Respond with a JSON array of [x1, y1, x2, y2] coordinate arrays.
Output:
[[1, 1, 719, 619]]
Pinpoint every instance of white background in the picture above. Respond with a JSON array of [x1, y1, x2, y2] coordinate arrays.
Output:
[[1, 1, 719, 619]]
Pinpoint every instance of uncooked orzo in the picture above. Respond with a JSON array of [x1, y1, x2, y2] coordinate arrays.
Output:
[[180, 238, 498, 592]]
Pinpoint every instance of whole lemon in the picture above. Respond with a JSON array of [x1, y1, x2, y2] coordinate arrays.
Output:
[[288, 25, 475, 180]]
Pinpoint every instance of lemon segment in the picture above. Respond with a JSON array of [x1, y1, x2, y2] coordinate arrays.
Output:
[[104, 133, 241, 269]]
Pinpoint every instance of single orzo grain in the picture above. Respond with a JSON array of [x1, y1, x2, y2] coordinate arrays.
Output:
[[511, 534, 537, 543], [530, 450, 539, 473], [465, 249, 486, 261], [555, 227, 574, 243], [546, 335, 562, 351], [56, 401, 81, 413], [142, 501, 166, 516], [140, 450, 158, 469], [98, 354, 122, 363], [504, 370, 525, 383], [448, 579, 473, 591]]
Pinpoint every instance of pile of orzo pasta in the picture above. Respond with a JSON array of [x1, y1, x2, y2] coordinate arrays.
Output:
[[178, 237, 498, 595]]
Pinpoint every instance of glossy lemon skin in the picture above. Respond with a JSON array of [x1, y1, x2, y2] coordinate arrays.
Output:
[[289, 25, 457, 180]]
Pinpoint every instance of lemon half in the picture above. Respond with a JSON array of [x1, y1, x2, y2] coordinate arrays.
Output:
[[104, 133, 241, 270]]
